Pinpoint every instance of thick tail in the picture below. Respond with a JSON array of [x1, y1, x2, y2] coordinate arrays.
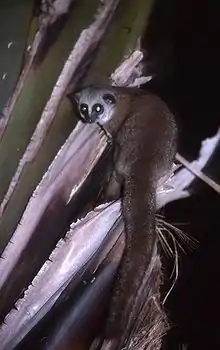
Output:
[[104, 175, 163, 348]]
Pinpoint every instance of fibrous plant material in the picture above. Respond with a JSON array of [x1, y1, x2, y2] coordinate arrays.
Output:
[[1, 1, 219, 349], [0, 0, 120, 252], [0, 202, 123, 350]]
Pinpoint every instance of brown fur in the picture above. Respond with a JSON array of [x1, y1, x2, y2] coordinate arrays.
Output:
[[101, 87, 177, 349], [70, 86, 177, 349]]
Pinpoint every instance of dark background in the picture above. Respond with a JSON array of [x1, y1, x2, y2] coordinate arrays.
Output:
[[142, 0, 220, 349]]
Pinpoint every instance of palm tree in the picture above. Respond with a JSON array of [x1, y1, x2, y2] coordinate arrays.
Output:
[[0, 1, 219, 349]]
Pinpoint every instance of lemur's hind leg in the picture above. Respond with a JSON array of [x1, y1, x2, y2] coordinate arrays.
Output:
[[103, 169, 122, 202]]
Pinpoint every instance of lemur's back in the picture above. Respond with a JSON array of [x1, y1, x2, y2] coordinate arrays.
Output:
[[104, 90, 177, 349], [69, 86, 177, 350]]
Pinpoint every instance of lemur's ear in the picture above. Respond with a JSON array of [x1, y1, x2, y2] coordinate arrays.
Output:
[[74, 92, 81, 103], [102, 93, 116, 105], [66, 90, 81, 104]]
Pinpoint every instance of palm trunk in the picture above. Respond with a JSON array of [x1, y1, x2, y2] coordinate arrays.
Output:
[[0, 1, 170, 349]]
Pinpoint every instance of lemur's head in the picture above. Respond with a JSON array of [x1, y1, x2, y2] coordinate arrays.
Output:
[[70, 86, 117, 125]]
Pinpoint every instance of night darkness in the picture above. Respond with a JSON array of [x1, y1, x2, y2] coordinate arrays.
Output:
[[142, 0, 220, 349], [0, 1, 219, 349]]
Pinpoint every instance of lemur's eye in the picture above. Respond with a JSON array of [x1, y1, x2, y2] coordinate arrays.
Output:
[[93, 103, 104, 114], [103, 93, 116, 105], [79, 103, 88, 115]]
